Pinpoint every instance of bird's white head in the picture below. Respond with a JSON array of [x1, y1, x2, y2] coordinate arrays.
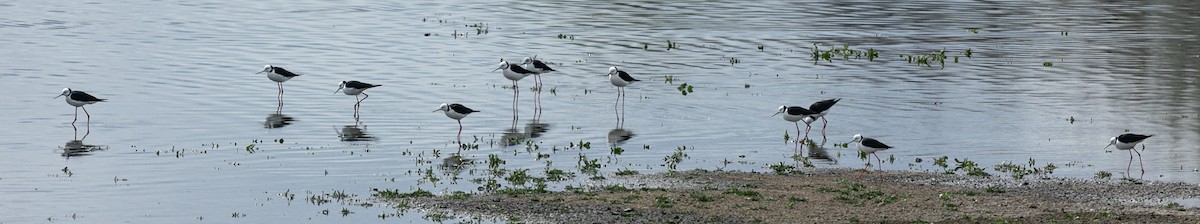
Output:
[[772, 105, 786, 117], [257, 64, 274, 74], [55, 88, 72, 99], [522, 57, 534, 65], [852, 134, 864, 143], [335, 81, 348, 94], [608, 66, 619, 76], [1104, 137, 1117, 149], [434, 103, 450, 112], [492, 61, 509, 72]]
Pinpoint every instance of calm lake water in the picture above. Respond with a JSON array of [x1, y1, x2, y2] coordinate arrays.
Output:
[[2, 0, 1199, 223]]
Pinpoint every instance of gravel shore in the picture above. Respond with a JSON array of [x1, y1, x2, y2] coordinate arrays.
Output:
[[381, 169, 1200, 223]]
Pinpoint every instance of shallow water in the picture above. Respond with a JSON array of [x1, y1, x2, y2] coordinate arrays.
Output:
[[2, 0, 1199, 223]]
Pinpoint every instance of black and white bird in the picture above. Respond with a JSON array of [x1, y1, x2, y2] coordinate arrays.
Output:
[[608, 66, 640, 122], [1105, 133, 1153, 177], [493, 60, 537, 88], [521, 56, 556, 89], [55, 88, 105, 125], [851, 134, 893, 171], [256, 64, 302, 98], [807, 98, 841, 137], [335, 80, 382, 116], [435, 103, 480, 142], [773, 106, 819, 143]]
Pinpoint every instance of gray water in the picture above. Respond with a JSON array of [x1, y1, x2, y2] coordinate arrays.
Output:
[[3, 0, 1200, 223]]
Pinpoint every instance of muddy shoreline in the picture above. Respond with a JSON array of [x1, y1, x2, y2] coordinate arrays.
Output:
[[380, 169, 1200, 223]]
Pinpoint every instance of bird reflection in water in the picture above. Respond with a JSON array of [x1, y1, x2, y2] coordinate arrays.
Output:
[[264, 113, 295, 129], [336, 124, 376, 142], [437, 155, 473, 184], [607, 128, 635, 146], [802, 142, 837, 164], [61, 139, 106, 157], [525, 119, 550, 139], [501, 127, 527, 147]]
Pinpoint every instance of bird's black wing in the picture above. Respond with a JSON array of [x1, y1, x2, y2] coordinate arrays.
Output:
[[71, 91, 106, 102], [532, 60, 555, 71], [862, 137, 892, 149], [809, 98, 841, 113], [346, 81, 380, 89], [1116, 134, 1153, 143], [617, 71, 640, 82], [508, 63, 539, 74], [785, 106, 815, 116], [449, 104, 480, 113], [273, 67, 301, 77]]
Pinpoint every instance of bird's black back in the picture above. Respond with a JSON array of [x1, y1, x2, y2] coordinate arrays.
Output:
[[617, 71, 639, 82], [449, 104, 480, 114], [861, 137, 892, 149], [809, 98, 841, 113], [508, 63, 539, 74], [786, 106, 816, 116], [346, 81, 380, 89], [272, 66, 301, 77], [532, 60, 555, 71], [1116, 134, 1153, 143], [71, 91, 105, 102]]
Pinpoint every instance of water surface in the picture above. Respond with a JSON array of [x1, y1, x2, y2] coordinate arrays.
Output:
[[2, 0, 1199, 223]]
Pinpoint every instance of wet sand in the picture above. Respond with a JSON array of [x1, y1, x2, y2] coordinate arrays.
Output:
[[381, 169, 1200, 223]]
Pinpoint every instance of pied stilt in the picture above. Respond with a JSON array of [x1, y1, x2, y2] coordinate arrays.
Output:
[[1105, 133, 1153, 177], [851, 134, 893, 171], [807, 98, 841, 138], [55, 88, 105, 126], [773, 105, 818, 145], [521, 55, 556, 90], [335, 80, 381, 117], [435, 103, 480, 143], [608, 66, 640, 123], [493, 60, 537, 88], [256, 65, 301, 104]]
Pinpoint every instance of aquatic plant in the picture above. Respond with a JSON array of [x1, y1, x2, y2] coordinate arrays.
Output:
[[663, 146, 690, 174], [811, 44, 879, 62], [993, 158, 1056, 180], [677, 83, 694, 96]]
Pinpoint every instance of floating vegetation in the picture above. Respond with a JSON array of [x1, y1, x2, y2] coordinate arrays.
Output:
[[966, 28, 981, 33], [993, 158, 1056, 180], [757, 44, 764, 51], [556, 33, 575, 40], [676, 83, 694, 96], [614, 169, 639, 176], [901, 49, 949, 68], [666, 40, 679, 50], [610, 146, 624, 155], [663, 75, 677, 83], [467, 22, 488, 35], [1094, 171, 1113, 179], [577, 154, 602, 178], [769, 162, 802, 175], [1043, 61, 1054, 67], [964, 48, 973, 58], [728, 57, 741, 65], [663, 146, 690, 174], [372, 186, 434, 197], [810, 44, 880, 63]]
